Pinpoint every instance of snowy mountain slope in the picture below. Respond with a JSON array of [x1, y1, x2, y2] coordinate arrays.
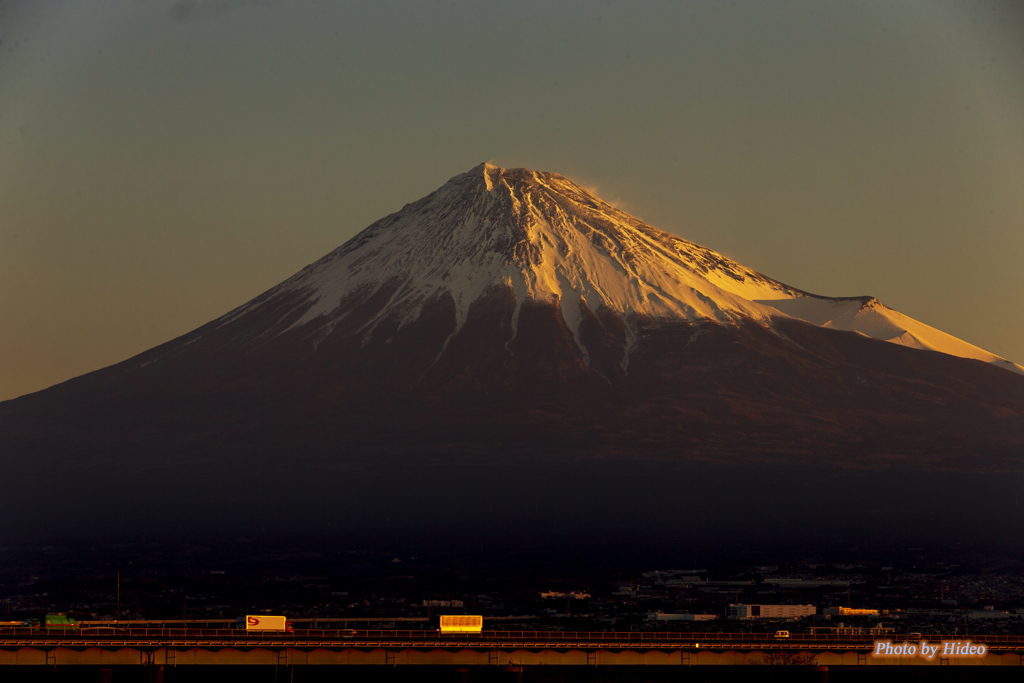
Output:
[[758, 296, 1024, 375], [219, 163, 796, 366], [216, 162, 1021, 375]]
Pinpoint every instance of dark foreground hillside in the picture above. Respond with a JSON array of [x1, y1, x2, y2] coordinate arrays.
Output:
[[2, 310, 1022, 549]]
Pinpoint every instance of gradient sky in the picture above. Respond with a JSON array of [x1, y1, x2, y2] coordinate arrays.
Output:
[[1, 0, 1022, 401]]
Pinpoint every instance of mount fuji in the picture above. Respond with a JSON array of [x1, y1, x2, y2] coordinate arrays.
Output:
[[217, 162, 1022, 376], [2, 163, 1022, 545]]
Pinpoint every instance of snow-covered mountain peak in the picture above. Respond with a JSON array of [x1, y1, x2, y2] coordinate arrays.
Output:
[[231, 164, 797, 348], [219, 164, 1022, 375]]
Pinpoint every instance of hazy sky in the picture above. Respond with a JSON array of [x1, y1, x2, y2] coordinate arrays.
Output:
[[1, 0, 1022, 401]]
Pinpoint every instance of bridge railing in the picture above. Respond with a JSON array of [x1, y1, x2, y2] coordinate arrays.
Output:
[[2, 627, 1021, 646]]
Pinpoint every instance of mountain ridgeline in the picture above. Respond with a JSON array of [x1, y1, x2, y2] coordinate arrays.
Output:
[[2, 164, 1022, 549]]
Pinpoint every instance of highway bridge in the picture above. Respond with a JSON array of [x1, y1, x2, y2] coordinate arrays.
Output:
[[2, 627, 1023, 669]]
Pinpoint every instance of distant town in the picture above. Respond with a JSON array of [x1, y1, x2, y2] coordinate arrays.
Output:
[[4, 542, 1023, 636]]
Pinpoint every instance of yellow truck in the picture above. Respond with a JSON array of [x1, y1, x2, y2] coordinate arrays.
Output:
[[439, 615, 482, 633]]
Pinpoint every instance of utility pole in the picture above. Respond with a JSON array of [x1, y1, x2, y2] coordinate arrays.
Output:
[[622, 585, 630, 634], [106, 562, 132, 626]]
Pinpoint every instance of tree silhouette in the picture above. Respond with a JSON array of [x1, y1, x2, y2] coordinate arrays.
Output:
[[759, 650, 817, 666]]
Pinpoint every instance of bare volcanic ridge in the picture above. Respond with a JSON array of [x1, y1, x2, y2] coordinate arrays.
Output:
[[1, 163, 1022, 544]]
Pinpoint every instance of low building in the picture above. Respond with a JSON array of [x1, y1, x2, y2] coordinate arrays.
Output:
[[648, 612, 717, 621], [423, 600, 464, 608], [811, 626, 865, 635], [540, 591, 591, 600], [728, 604, 815, 619], [965, 610, 1013, 619], [811, 624, 895, 636], [823, 607, 879, 616], [764, 579, 854, 588]]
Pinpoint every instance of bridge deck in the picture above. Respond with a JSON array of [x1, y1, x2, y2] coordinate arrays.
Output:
[[2, 629, 1021, 667]]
